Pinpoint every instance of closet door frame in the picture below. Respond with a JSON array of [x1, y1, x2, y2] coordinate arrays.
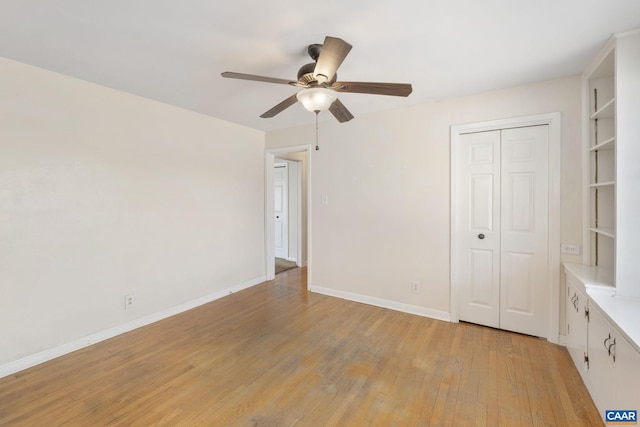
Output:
[[450, 112, 562, 344]]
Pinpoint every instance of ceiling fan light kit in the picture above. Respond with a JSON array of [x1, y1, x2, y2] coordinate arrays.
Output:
[[296, 88, 338, 112], [221, 36, 413, 123]]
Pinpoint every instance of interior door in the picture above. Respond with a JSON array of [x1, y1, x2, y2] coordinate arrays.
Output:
[[456, 125, 549, 337], [274, 163, 288, 259], [499, 126, 549, 337], [456, 130, 501, 328]]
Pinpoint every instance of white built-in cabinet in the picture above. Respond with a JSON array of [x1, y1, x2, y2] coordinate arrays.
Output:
[[584, 29, 640, 297], [588, 302, 640, 412], [564, 267, 640, 419], [564, 28, 640, 423], [586, 44, 615, 282], [565, 276, 588, 379]]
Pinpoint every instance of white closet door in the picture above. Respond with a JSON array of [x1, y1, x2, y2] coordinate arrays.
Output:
[[274, 163, 288, 259], [499, 126, 549, 337], [456, 130, 502, 328], [456, 125, 549, 337]]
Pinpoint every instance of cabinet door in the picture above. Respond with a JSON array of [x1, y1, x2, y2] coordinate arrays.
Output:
[[613, 332, 640, 410], [565, 277, 588, 379], [587, 305, 617, 415]]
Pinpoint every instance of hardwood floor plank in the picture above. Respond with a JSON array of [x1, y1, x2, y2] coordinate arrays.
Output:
[[0, 268, 602, 426]]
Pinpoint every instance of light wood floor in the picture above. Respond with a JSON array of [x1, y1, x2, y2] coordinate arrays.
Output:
[[0, 267, 602, 426]]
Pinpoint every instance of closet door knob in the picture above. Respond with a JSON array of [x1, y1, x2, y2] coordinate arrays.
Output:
[[478, 234, 485, 240]]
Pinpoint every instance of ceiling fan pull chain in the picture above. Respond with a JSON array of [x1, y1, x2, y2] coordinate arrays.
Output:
[[315, 110, 320, 151]]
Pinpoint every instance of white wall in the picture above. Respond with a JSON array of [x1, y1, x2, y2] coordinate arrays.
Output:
[[266, 76, 582, 317], [614, 31, 640, 298], [0, 58, 265, 367]]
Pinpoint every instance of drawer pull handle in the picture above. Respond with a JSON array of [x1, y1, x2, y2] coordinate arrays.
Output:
[[608, 338, 616, 362], [604, 334, 611, 351]]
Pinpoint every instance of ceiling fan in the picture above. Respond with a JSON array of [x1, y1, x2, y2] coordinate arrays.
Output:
[[221, 36, 413, 123]]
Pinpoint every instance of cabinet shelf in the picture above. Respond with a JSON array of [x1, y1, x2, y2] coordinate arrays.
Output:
[[590, 97, 615, 119], [590, 228, 616, 239], [590, 181, 615, 188], [590, 136, 616, 151]]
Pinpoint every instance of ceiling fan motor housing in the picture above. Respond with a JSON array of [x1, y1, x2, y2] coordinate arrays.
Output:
[[297, 43, 337, 86], [297, 63, 316, 84], [307, 43, 322, 61], [297, 63, 336, 86]]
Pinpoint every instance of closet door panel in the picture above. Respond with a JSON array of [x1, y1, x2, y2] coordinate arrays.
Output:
[[500, 126, 549, 337], [456, 130, 501, 328]]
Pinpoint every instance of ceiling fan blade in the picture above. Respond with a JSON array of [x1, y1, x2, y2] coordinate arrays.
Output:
[[313, 36, 352, 83], [221, 72, 296, 86], [260, 94, 299, 118], [333, 81, 413, 97], [329, 99, 354, 123]]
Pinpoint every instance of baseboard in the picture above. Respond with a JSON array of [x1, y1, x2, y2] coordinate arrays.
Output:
[[557, 334, 567, 346], [309, 286, 451, 322], [0, 275, 266, 379]]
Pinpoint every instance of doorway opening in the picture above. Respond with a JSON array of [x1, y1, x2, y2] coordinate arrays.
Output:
[[265, 145, 312, 288], [275, 258, 297, 275]]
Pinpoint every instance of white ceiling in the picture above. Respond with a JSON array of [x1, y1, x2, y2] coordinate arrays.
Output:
[[1, 1, 639, 131]]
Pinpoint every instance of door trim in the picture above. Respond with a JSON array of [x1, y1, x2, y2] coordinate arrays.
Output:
[[265, 145, 312, 288], [293, 160, 303, 267], [450, 112, 561, 343]]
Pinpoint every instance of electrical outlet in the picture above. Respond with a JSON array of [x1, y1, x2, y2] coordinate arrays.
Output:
[[411, 281, 421, 294], [561, 244, 581, 255], [124, 294, 135, 309]]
